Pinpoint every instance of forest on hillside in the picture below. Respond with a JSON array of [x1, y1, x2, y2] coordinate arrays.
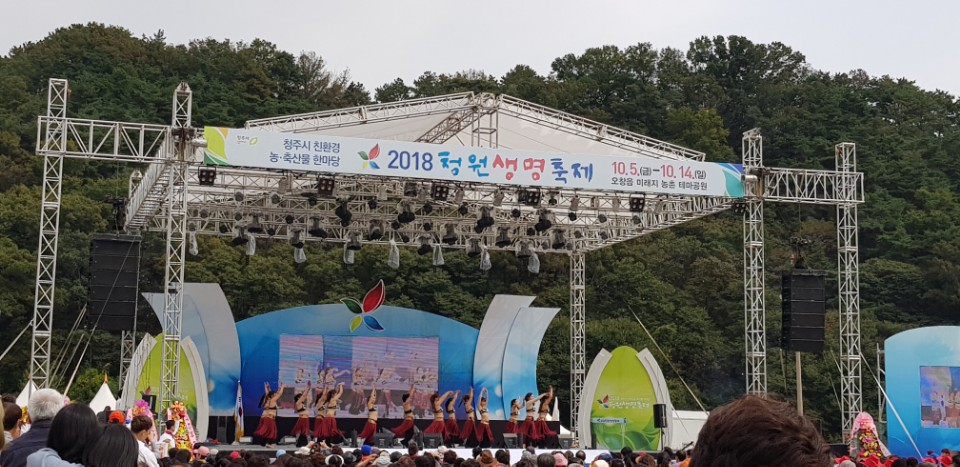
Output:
[[1, 23, 958, 441]]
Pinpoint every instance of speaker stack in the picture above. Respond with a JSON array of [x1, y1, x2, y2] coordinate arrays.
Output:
[[781, 269, 827, 354], [87, 234, 142, 332]]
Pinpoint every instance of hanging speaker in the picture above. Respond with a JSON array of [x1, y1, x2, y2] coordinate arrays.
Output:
[[781, 270, 827, 354], [86, 234, 142, 331], [654, 403, 668, 428]]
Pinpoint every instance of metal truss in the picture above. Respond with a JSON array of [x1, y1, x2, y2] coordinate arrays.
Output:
[[30, 79, 68, 391], [761, 167, 864, 204], [836, 142, 862, 433], [119, 330, 136, 398], [569, 252, 585, 445], [36, 116, 170, 163], [742, 129, 766, 395]]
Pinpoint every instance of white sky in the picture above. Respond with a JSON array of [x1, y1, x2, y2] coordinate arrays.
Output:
[[3, 0, 958, 97]]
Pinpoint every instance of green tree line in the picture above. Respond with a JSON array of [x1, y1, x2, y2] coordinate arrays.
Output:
[[1, 23, 958, 441]]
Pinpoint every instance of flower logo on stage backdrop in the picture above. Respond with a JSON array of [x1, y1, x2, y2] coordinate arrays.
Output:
[[343, 279, 386, 332], [597, 395, 610, 409], [358, 144, 381, 169]]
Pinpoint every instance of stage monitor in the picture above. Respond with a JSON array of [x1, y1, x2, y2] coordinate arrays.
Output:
[[422, 433, 443, 449]]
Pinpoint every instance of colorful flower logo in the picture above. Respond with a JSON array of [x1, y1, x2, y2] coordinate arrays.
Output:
[[597, 395, 610, 409], [358, 144, 381, 169], [343, 279, 386, 332]]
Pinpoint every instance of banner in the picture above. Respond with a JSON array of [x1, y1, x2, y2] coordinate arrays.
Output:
[[204, 127, 745, 198], [234, 382, 244, 439]]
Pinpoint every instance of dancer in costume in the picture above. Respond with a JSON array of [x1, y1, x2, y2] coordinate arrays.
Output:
[[519, 388, 549, 447], [476, 388, 494, 448], [504, 398, 521, 435], [253, 382, 284, 447], [291, 382, 313, 447], [349, 367, 369, 415], [312, 384, 330, 441], [424, 390, 454, 438], [444, 390, 461, 445], [357, 386, 379, 445], [460, 388, 478, 447], [317, 383, 345, 444], [375, 369, 396, 417], [534, 386, 558, 448], [166, 401, 197, 452], [390, 385, 417, 444]]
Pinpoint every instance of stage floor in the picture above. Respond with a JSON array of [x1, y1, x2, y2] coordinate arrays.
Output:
[[208, 442, 613, 462]]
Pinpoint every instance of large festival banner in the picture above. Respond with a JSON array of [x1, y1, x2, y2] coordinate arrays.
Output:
[[203, 127, 745, 198]]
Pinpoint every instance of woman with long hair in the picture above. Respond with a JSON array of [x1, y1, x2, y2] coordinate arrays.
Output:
[[290, 381, 313, 447], [475, 388, 494, 448], [253, 381, 284, 447], [83, 423, 139, 467], [317, 382, 345, 444], [389, 385, 417, 444], [423, 390, 454, 438], [311, 384, 330, 441], [459, 388, 478, 447], [504, 398, 521, 436], [519, 387, 549, 447], [357, 386, 379, 445], [534, 386, 557, 448], [25, 404, 100, 467], [444, 390, 460, 445]]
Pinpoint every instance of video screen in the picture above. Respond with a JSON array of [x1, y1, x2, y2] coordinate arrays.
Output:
[[276, 335, 439, 417], [920, 366, 960, 428]]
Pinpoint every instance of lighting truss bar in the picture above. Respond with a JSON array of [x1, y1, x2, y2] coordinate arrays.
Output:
[[415, 93, 499, 144], [36, 116, 171, 162], [761, 167, 865, 205]]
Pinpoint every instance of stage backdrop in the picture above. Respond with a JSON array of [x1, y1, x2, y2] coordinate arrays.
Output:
[[886, 326, 960, 455]]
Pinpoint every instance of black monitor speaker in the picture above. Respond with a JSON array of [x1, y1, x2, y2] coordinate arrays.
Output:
[[558, 434, 574, 449], [87, 234, 142, 331], [422, 433, 443, 449], [502, 433, 519, 449], [781, 269, 827, 354], [654, 403, 668, 428], [373, 432, 395, 448]]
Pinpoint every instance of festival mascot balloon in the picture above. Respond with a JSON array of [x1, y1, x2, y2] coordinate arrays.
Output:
[[166, 401, 197, 452], [848, 412, 890, 462]]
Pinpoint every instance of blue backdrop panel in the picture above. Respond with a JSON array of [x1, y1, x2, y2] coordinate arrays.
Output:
[[885, 326, 960, 455], [501, 306, 560, 419], [473, 295, 535, 419], [237, 304, 478, 416]]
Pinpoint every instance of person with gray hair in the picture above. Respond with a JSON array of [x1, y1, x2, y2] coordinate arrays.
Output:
[[0, 388, 64, 467]]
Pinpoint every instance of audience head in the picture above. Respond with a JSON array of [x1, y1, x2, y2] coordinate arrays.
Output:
[[130, 415, 153, 439], [3, 401, 22, 435], [691, 394, 831, 467], [407, 440, 419, 456], [84, 423, 139, 467], [28, 388, 64, 422], [415, 455, 435, 467], [495, 449, 510, 466], [536, 453, 556, 467], [47, 403, 101, 464], [553, 453, 568, 467], [472, 447, 483, 459], [165, 419, 176, 431]]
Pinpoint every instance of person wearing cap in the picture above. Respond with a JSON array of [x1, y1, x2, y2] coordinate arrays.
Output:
[[478, 450, 498, 467], [376, 451, 391, 467], [194, 446, 210, 462]]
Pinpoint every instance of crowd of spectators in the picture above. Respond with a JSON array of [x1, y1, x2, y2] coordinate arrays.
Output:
[[2, 390, 959, 467]]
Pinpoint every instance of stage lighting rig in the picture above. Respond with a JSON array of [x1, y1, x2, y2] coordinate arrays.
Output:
[[403, 182, 419, 198], [457, 203, 469, 216], [247, 214, 264, 234], [233, 191, 244, 202], [335, 201, 353, 226], [231, 226, 249, 246], [492, 189, 504, 207], [397, 201, 416, 224], [516, 241, 533, 258], [198, 167, 216, 186], [552, 230, 567, 249], [629, 196, 646, 213], [317, 175, 336, 196], [367, 220, 384, 241], [417, 236, 432, 255], [466, 238, 482, 257], [308, 217, 328, 238], [346, 231, 362, 250], [518, 188, 541, 206], [534, 209, 553, 232], [431, 183, 450, 201], [495, 227, 512, 248], [442, 224, 458, 245]]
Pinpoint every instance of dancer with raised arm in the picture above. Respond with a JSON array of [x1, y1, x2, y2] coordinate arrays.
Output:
[[504, 398, 521, 436], [390, 385, 417, 444], [519, 388, 549, 448], [317, 383, 345, 444], [291, 382, 313, 447], [476, 388, 494, 448], [311, 384, 330, 442], [460, 388, 478, 447], [357, 386, 379, 445], [423, 390, 454, 438], [253, 382, 284, 447], [534, 386, 558, 448], [444, 390, 461, 445]]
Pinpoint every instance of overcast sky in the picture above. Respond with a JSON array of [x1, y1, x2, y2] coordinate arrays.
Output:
[[3, 0, 957, 97]]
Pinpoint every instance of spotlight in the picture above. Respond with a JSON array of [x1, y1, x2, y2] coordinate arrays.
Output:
[[526, 227, 536, 236], [367, 220, 383, 241], [290, 230, 304, 249], [430, 184, 449, 201], [457, 203, 469, 216], [597, 213, 608, 223], [422, 222, 433, 232], [516, 241, 533, 258], [476, 206, 494, 230], [397, 201, 416, 224], [234, 211, 243, 221], [234, 191, 244, 202], [466, 238, 482, 258], [552, 230, 567, 249], [534, 209, 553, 232], [568, 211, 578, 221], [568, 196, 580, 221], [629, 197, 646, 213], [368, 199, 378, 209], [218, 224, 229, 234], [307, 195, 318, 206], [231, 227, 249, 246], [574, 229, 584, 239], [346, 231, 362, 250], [599, 230, 610, 241], [417, 236, 432, 255], [511, 208, 521, 218], [247, 214, 264, 234], [442, 224, 458, 245], [335, 201, 352, 226], [199, 209, 209, 219], [390, 220, 401, 230], [518, 188, 541, 206], [266, 226, 277, 236], [270, 193, 282, 205], [474, 225, 485, 234], [492, 189, 504, 207], [547, 192, 558, 206], [403, 182, 419, 198], [453, 185, 465, 204], [317, 175, 336, 196], [284, 214, 295, 224], [422, 202, 433, 214], [308, 218, 328, 238], [632, 214, 643, 225], [198, 167, 216, 186], [495, 227, 512, 248], [399, 233, 411, 243]]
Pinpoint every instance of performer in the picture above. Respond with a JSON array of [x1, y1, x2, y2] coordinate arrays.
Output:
[[444, 390, 461, 445], [476, 388, 494, 448], [519, 388, 549, 447], [317, 383, 345, 444], [349, 366, 369, 415], [390, 385, 417, 444], [534, 386, 558, 448], [423, 390, 454, 438], [504, 398, 521, 435], [460, 388, 478, 447], [375, 369, 396, 417], [253, 382, 284, 447], [311, 384, 330, 441], [357, 386, 379, 445], [291, 382, 313, 447]]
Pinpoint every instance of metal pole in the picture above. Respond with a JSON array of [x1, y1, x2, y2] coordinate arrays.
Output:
[[742, 129, 767, 395], [796, 352, 803, 415], [836, 142, 862, 433], [570, 251, 586, 446]]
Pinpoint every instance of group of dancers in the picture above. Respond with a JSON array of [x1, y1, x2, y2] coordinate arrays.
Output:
[[252, 379, 559, 449]]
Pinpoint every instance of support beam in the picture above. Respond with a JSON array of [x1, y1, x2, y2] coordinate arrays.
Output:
[[836, 142, 861, 433], [570, 251, 586, 444], [30, 79, 68, 391], [119, 330, 136, 398], [742, 129, 766, 395]]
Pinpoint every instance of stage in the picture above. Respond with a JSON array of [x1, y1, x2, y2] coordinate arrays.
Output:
[[207, 444, 617, 462]]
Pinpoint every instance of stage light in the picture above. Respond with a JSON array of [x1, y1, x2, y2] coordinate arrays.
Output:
[[199, 209, 209, 219], [547, 192, 558, 206], [597, 213, 608, 223], [518, 188, 541, 206], [307, 195, 318, 206], [198, 167, 216, 186], [367, 220, 383, 241], [574, 229, 584, 239], [247, 214, 264, 234], [442, 224, 458, 245], [526, 227, 536, 236], [367, 199, 378, 209], [422, 201, 434, 214], [457, 203, 469, 216], [599, 230, 610, 241], [290, 230, 304, 249], [552, 230, 567, 249], [430, 183, 449, 201], [397, 201, 416, 224], [629, 196, 646, 213], [270, 193, 282, 205], [231, 226, 249, 246], [422, 221, 433, 232], [495, 227, 512, 248], [417, 236, 432, 255], [317, 175, 336, 196], [308, 217, 328, 238], [492, 189, 504, 207], [390, 220, 401, 230], [516, 241, 533, 258], [511, 208, 521, 218], [234, 211, 243, 221], [568, 196, 580, 221], [399, 233, 411, 243], [218, 224, 229, 234], [266, 226, 277, 236], [632, 214, 643, 225], [476, 206, 494, 231], [284, 214, 295, 224], [534, 209, 553, 232], [335, 201, 353, 226], [234, 191, 244, 202], [346, 231, 362, 250], [453, 185, 464, 204], [403, 182, 419, 198], [466, 238, 482, 258]]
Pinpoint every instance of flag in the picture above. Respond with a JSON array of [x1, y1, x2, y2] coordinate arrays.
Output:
[[234, 382, 244, 439]]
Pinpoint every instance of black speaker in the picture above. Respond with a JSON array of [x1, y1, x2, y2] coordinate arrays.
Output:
[[143, 394, 157, 414], [781, 270, 827, 354], [373, 432, 395, 448], [558, 434, 574, 449], [653, 403, 668, 428], [422, 433, 443, 449], [502, 433, 519, 449], [87, 234, 142, 331]]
